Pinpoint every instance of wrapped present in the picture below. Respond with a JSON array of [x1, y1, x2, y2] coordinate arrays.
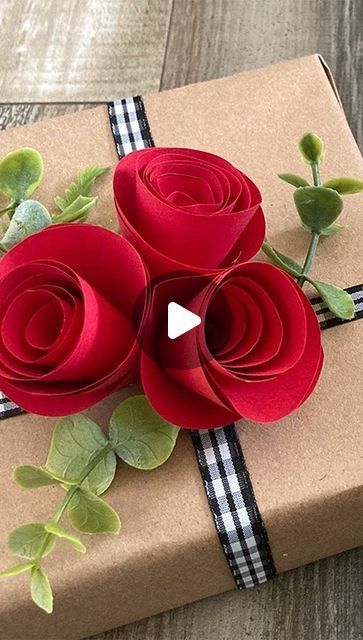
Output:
[[0, 54, 362, 640]]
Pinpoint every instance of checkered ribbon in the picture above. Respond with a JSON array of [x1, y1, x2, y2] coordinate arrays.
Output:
[[0, 393, 24, 419], [108, 96, 154, 157], [190, 426, 275, 587]]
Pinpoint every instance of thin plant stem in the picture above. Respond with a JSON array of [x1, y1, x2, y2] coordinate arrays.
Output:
[[297, 160, 321, 286], [0, 203, 15, 218], [33, 441, 115, 564], [297, 231, 320, 286], [311, 162, 321, 186]]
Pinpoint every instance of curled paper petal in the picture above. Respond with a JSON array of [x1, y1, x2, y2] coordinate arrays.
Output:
[[0, 224, 149, 415], [114, 147, 265, 276], [141, 263, 323, 429]]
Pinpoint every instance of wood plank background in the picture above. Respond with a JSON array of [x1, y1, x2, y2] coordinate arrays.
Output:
[[0, 1, 362, 639], [0, 0, 173, 100], [0, 0, 361, 147], [161, 0, 362, 148]]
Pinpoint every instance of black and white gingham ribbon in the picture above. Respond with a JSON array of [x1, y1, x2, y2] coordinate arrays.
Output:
[[108, 96, 154, 158], [0, 393, 24, 419], [190, 425, 275, 586], [1, 96, 362, 595]]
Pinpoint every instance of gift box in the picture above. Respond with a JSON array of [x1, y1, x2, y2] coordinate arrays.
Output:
[[0, 54, 362, 639]]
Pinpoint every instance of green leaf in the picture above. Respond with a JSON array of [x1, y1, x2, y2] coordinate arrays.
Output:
[[55, 165, 109, 212], [46, 415, 116, 495], [0, 200, 52, 250], [14, 465, 62, 489], [8, 524, 55, 560], [262, 240, 302, 277], [0, 148, 43, 201], [53, 195, 98, 223], [306, 278, 355, 320], [319, 222, 346, 236], [44, 523, 86, 553], [278, 173, 309, 188], [0, 562, 33, 578], [109, 395, 180, 470], [293, 186, 343, 232], [297, 133, 324, 164], [30, 566, 53, 614], [322, 177, 363, 195], [67, 489, 121, 534]]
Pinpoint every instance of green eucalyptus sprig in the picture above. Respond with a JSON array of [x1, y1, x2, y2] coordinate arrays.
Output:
[[263, 133, 363, 319], [0, 147, 109, 251], [0, 395, 180, 614]]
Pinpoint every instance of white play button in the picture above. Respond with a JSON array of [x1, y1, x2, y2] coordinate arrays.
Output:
[[167, 302, 201, 340]]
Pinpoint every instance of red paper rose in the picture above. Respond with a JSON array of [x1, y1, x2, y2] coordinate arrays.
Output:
[[114, 147, 265, 276], [141, 263, 323, 429], [0, 224, 148, 415]]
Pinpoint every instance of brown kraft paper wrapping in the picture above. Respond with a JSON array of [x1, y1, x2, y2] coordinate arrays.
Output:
[[0, 55, 362, 639]]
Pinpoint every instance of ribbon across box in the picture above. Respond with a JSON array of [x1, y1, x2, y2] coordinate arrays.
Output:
[[0, 55, 362, 640]]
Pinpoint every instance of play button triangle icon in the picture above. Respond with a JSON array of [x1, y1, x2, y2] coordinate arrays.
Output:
[[167, 302, 201, 340]]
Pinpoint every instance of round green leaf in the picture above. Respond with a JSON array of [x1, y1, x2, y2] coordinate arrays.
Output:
[[278, 173, 309, 188], [293, 186, 343, 232], [14, 465, 62, 489], [307, 278, 355, 320], [109, 395, 180, 470], [46, 415, 116, 495], [0, 148, 43, 201], [8, 523, 55, 560], [297, 133, 324, 164], [322, 177, 363, 195], [30, 566, 53, 614], [1, 200, 52, 250], [44, 523, 86, 553], [67, 489, 121, 534]]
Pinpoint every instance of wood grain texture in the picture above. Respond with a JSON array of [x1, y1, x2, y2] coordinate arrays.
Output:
[[90, 549, 362, 640], [161, 0, 363, 148], [0, 0, 172, 101], [1, 100, 361, 640], [0, 104, 91, 130]]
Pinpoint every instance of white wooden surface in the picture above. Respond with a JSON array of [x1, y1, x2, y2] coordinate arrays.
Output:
[[0, 0, 172, 101]]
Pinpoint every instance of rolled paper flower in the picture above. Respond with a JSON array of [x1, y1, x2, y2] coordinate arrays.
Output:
[[114, 147, 265, 276], [141, 263, 324, 429], [0, 224, 148, 415]]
